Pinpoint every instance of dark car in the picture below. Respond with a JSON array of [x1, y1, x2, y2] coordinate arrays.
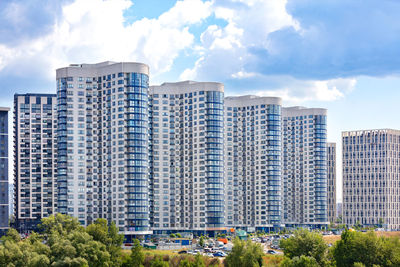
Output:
[[178, 250, 188, 254], [267, 250, 277, 255]]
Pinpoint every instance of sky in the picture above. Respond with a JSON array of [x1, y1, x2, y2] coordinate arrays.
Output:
[[2, 0, 400, 202]]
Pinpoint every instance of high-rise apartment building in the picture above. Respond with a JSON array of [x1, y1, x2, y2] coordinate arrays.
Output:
[[56, 62, 151, 238], [13, 95, 57, 232], [149, 81, 225, 234], [282, 107, 328, 228], [224, 96, 282, 232], [342, 129, 400, 230], [327, 142, 336, 223], [10, 60, 331, 235], [0, 107, 9, 235]]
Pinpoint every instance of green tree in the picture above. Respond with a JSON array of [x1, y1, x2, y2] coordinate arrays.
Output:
[[193, 253, 205, 267], [224, 238, 264, 267], [1, 228, 21, 242], [199, 236, 205, 247], [333, 230, 400, 267], [281, 255, 319, 267], [378, 218, 384, 228], [40, 213, 83, 235], [280, 228, 328, 266], [129, 239, 144, 267], [86, 219, 123, 265]]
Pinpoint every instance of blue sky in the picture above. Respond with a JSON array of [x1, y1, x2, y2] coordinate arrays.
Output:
[[2, 0, 400, 201]]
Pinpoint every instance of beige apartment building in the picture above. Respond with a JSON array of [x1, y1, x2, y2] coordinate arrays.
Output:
[[342, 129, 400, 230]]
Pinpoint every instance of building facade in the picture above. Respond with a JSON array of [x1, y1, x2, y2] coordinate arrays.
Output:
[[13, 95, 57, 232], [224, 96, 282, 232], [327, 142, 336, 223], [56, 62, 151, 237], [149, 81, 225, 234], [0, 107, 9, 235], [342, 129, 400, 230], [282, 107, 328, 228]]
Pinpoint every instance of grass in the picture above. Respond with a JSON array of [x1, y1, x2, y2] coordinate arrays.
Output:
[[263, 254, 284, 267]]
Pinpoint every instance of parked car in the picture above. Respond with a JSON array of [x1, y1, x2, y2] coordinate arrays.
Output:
[[213, 251, 227, 257], [267, 250, 277, 255], [178, 250, 188, 254]]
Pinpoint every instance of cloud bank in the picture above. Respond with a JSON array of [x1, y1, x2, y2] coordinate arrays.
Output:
[[1, 0, 400, 103]]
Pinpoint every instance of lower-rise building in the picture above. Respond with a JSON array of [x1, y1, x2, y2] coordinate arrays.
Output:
[[343, 129, 400, 230], [13, 94, 57, 232]]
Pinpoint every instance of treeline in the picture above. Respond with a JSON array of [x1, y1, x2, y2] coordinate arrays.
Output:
[[2, 214, 400, 267], [280, 229, 400, 267], [0, 214, 218, 267]]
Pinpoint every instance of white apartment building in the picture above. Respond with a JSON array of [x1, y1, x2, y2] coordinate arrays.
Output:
[[56, 62, 151, 238], [327, 142, 336, 223], [224, 96, 282, 232], [149, 81, 225, 235], [13, 94, 57, 231], [282, 107, 328, 228], [342, 129, 400, 230]]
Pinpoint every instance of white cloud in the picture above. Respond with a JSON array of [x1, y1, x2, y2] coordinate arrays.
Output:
[[181, 0, 357, 103], [0, 0, 212, 80], [251, 77, 357, 104]]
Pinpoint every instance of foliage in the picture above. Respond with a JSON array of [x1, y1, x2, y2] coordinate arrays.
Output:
[[176, 233, 182, 238], [0, 215, 128, 267], [127, 239, 144, 267], [170, 234, 176, 238], [280, 255, 319, 267], [333, 229, 400, 267], [151, 256, 169, 267], [224, 238, 264, 267], [199, 236, 205, 247], [280, 228, 328, 266]]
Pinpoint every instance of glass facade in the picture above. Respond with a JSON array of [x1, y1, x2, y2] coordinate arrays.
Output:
[[126, 73, 150, 232], [266, 104, 282, 225], [57, 79, 68, 214], [314, 115, 328, 223], [205, 91, 224, 228]]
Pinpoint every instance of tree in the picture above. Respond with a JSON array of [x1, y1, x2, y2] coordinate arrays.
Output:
[[199, 236, 205, 247], [378, 218, 384, 228], [224, 238, 264, 267], [193, 253, 205, 267], [40, 213, 82, 235], [86, 219, 123, 265], [129, 239, 144, 267], [280, 228, 328, 266], [333, 230, 400, 267], [2, 228, 21, 243], [281, 255, 319, 267]]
